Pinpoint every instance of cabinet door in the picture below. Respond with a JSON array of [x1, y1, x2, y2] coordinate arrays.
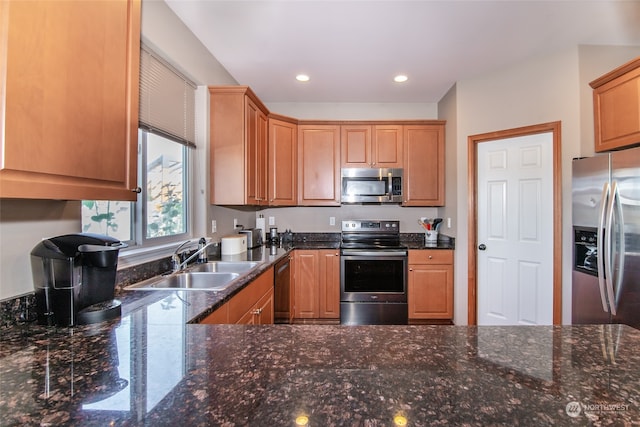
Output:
[[298, 125, 340, 206], [408, 264, 453, 320], [210, 86, 268, 205], [245, 97, 268, 205], [255, 288, 274, 325], [591, 59, 640, 152], [341, 125, 372, 167], [236, 307, 257, 324], [373, 125, 403, 168], [293, 250, 320, 318], [319, 250, 340, 319], [234, 287, 273, 324], [1, 0, 140, 200], [403, 125, 445, 206], [268, 118, 297, 205]]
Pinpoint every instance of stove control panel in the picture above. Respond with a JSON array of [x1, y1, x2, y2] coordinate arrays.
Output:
[[342, 220, 400, 233]]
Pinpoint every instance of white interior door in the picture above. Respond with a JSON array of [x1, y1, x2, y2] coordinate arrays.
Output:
[[477, 132, 554, 325]]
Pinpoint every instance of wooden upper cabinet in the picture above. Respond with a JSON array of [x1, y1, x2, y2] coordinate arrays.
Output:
[[0, 0, 141, 200], [246, 97, 268, 205], [403, 124, 445, 206], [590, 56, 640, 152], [298, 125, 341, 206], [341, 124, 403, 168], [341, 125, 372, 167], [268, 117, 297, 206], [372, 125, 403, 168], [210, 86, 269, 205]]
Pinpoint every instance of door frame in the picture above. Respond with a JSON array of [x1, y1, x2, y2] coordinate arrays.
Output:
[[467, 121, 563, 325]]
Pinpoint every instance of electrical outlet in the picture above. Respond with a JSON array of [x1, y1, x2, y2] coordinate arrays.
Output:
[[447, 217, 452, 229], [329, 216, 335, 226], [211, 220, 217, 233], [233, 218, 238, 229], [269, 216, 275, 226]]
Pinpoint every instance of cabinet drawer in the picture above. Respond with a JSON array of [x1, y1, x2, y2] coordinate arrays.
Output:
[[408, 249, 453, 265]]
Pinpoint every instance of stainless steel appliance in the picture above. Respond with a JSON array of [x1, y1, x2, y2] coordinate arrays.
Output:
[[239, 228, 263, 249], [31, 233, 126, 326], [341, 168, 403, 204], [274, 255, 291, 323], [340, 220, 408, 325], [572, 146, 640, 329]]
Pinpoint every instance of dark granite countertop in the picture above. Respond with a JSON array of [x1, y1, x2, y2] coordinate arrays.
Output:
[[1, 317, 638, 426]]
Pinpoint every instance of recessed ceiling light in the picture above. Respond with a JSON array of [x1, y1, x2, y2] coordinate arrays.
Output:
[[296, 74, 310, 82], [394, 74, 408, 83]]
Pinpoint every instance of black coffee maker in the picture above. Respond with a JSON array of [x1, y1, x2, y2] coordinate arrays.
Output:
[[31, 233, 126, 326]]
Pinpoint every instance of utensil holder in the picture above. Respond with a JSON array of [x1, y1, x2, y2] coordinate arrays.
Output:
[[425, 230, 438, 243]]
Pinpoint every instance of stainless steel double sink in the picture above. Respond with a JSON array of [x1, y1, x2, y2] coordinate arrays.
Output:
[[124, 261, 261, 292]]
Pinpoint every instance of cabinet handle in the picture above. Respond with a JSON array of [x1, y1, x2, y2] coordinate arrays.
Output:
[[253, 308, 263, 315], [428, 255, 433, 259], [131, 187, 142, 193]]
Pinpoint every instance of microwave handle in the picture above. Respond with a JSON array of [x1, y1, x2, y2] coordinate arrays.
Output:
[[387, 172, 393, 200]]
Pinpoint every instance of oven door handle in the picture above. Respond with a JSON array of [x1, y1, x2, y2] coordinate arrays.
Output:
[[341, 249, 407, 257]]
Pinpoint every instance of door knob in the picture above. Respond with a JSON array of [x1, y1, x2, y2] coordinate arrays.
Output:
[[478, 244, 486, 251]]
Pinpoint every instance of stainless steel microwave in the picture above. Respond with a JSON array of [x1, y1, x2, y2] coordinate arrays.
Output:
[[341, 168, 403, 204]]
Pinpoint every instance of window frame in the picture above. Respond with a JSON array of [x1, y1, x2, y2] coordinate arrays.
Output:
[[135, 129, 191, 248]]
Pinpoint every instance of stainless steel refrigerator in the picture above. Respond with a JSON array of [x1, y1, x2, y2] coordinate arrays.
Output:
[[572, 146, 640, 329]]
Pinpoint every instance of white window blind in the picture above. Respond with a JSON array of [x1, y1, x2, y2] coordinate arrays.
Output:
[[139, 45, 196, 147]]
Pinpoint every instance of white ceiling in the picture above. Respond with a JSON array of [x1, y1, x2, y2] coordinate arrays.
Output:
[[165, 0, 640, 104]]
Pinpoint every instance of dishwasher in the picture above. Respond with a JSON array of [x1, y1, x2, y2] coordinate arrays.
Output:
[[274, 255, 292, 323]]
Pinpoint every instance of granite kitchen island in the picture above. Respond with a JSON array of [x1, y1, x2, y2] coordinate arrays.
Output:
[[1, 287, 638, 427]]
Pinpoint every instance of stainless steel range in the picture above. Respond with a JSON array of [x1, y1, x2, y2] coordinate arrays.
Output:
[[340, 220, 408, 325]]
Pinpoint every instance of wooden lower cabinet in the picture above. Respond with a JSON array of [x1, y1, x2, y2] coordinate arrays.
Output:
[[200, 267, 274, 324], [293, 249, 340, 322], [408, 250, 454, 322]]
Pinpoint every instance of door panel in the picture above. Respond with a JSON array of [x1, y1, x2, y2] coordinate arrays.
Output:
[[477, 133, 554, 325]]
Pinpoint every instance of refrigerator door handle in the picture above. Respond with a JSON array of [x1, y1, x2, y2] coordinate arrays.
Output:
[[597, 182, 610, 313], [612, 181, 626, 311], [604, 181, 618, 316]]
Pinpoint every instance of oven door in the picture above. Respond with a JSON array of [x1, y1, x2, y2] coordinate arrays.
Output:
[[340, 250, 407, 303]]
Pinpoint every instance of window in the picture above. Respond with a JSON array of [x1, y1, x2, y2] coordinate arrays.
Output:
[[82, 45, 196, 249], [142, 131, 187, 240], [81, 131, 188, 245]]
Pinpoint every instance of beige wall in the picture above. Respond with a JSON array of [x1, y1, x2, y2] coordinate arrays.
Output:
[[444, 46, 640, 325]]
